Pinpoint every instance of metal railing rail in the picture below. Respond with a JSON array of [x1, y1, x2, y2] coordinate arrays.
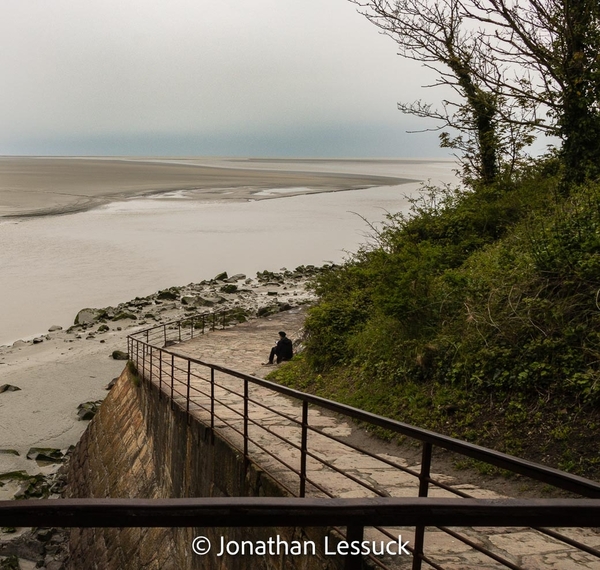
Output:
[[124, 312, 600, 570], [3, 497, 600, 528]]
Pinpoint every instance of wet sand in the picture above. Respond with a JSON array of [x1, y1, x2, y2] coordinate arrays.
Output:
[[0, 156, 415, 218]]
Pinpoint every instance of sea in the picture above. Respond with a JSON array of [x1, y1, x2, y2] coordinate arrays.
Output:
[[0, 158, 456, 345]]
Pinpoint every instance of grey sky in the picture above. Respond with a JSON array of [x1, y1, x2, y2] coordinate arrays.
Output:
[[1, 0, 449, 157]]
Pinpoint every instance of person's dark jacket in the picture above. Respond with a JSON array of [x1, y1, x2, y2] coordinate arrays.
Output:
[[275, 337, 293, 361]]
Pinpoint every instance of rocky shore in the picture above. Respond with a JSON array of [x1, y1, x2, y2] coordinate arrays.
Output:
[[0, 264, 329, 569]]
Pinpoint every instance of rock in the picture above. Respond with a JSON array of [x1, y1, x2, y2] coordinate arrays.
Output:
[[0, 471, 29, 482], [74, 308, 104, 326], [111, 311, 137, 321], [257, 305, 279, 317], [97, 324, 109, 332], [0, 555, 20, 569], [26, 448, 63, 463], [0, 385, 21, 394], [35, 529, 54, 543], [11, 340, 27, 348], [180, 296, 198, 305], [0, 450, 19, 456], [157, 289, 178, 300], [77, 400, 102, 421], [220, 284, 238, 294], [105, 377, 119, 390], [225, 273, 246, 282], [214, 271, 228, 281], [47, 325, 62, 332], [111, 350, 129, 360]]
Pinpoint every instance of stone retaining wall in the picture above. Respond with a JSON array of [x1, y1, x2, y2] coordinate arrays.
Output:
[[65, 366, 339, 570]]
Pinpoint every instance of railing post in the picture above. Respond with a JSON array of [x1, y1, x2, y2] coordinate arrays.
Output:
[[244, 378, 249, 469], [299, 400, 309, 497], [210, 368, 215, 444], [142, 341, 146, 382], [191, 318, 194, 339], [136, 339, 140, 371], [412, 442, 433, 570], [345, 525, 364, 570], [163, 324, 167, 347], [170, 354, 175, 410], [158, 349, 163, 399], [149, 347, 153, 383], [186, 360, 191, 418], [178, 321, 181, 342]]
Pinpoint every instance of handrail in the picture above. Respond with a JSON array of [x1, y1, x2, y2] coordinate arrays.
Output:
[[130, 334, 600, 499], [3, 497, 600, 528], [127, 309, 600, 570]]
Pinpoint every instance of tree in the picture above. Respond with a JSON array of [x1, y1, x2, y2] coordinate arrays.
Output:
[[351, 0, 534, 185], [462, 0, 600, 185]]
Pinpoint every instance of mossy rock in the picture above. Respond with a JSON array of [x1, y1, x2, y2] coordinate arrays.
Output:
[[111, 350, 129, 360], [0, 470, 29, 482], [26, 448, 63, 463], [112, 311, 137, 321], [157, 289, 178, 300], [0, 555, 20, 569], [220, 284, 238, 294], [214, 271, 228, 281], [257, 305, 279, 317], [0, 449, 19, 456]]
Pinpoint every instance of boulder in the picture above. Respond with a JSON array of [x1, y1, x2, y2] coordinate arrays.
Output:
[[257, 305, 279, 317], [0, 450, 19, 456], [111, 350, 129, 360], [213, 271, 228, 281], [0, 555, 20, 569], [226, 273, 246, 282], [32, 337, 44, 344], [157, 289, 178, 300], [47, 325, 62, 332], [111, 311, 137, 321], [105, 377, 119, 390], [11, 340, 27, 348], [26, 448, 63, 463], [180, 296, 198, 306], [220, 284, 238, 294], [77, 401, 102, 421], [74, 308, 104, 326], [0, 385, 21, 394]]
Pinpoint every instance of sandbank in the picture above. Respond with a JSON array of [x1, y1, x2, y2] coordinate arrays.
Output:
[[0, 157, 415, 218]]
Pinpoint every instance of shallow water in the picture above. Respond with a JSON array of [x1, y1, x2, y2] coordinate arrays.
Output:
[[0, 160, 455, 345]]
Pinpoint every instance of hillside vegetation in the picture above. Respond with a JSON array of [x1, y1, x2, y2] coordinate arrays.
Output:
[[271, 160, 600, 478]]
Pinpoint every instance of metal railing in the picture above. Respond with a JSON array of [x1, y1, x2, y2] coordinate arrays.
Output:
[[126, 311, 600, 570]]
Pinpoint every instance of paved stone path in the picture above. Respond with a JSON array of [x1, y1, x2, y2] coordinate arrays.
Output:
[[140, 308, 600, 570]]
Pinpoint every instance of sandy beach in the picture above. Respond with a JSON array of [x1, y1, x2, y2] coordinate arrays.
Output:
[[0, 269, 318, 485], [0, 156, 416, 218]]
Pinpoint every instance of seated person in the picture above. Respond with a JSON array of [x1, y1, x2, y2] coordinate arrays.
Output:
[[265, 331, 293, 364]]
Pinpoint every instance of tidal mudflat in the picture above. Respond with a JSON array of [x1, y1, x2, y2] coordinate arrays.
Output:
[[0, 157, 455, 345]]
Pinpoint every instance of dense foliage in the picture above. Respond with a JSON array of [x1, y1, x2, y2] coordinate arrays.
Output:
[[271, 161, 600, 476]]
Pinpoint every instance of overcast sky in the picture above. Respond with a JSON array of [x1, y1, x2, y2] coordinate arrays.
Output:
[[1, 0, 450, 158]]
